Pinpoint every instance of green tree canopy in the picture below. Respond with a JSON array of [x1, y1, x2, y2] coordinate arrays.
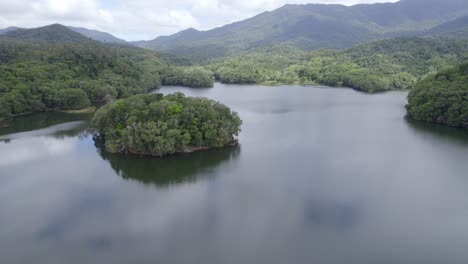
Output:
[[91, 93, 242, 156], [406, 62, 468, 128]]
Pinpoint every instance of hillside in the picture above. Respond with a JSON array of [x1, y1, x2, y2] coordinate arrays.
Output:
[[0, 39, 168, 118], [426, 15, 468, 38], [210, 37, 468, 92], [0, 25, 215, 118], [135, 0, 468, 61]]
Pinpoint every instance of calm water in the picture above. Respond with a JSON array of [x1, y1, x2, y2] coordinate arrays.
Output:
[[1, 84, 468, 264]]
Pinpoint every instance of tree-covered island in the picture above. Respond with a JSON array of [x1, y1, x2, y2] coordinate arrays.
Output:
[[91, 93, 242, 156]]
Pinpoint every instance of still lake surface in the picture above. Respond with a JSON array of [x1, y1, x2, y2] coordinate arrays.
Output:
[[1, 83, 468, 264]]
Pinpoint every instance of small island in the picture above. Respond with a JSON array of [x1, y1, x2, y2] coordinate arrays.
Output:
[[91, 93, 242, 156], [406, 62, 468, 128]]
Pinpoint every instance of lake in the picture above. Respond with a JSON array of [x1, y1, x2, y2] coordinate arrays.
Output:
[[1, 83, 468, 264]]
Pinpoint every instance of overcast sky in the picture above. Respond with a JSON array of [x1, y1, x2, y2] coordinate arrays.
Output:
[[0, 0, 398, 41]]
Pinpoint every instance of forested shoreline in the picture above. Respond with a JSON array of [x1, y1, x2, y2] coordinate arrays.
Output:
[[0, 38, 213, 119], [0, 24, 467, 130], [406, 62, 468, 128], [207, 37, 468, 93]]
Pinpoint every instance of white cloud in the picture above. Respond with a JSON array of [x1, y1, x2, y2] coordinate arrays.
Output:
[[0, 0, 399, 41]]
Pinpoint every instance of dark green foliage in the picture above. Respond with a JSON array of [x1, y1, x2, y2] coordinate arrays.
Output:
[[210, 45, 309, 84], [0, 39, 168, 117], [53, 88, 91, 110], [406, 62, 468, 128], [0, 33, 215, 118], [135, 0, 468, 61], [161, 67, 214, 88], [90, 93, 242, 156], [211, 37, 468, 92], [214, 61, 263, 84]]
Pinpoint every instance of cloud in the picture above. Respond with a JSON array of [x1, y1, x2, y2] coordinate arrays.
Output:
[[0, 0, 398, 41]]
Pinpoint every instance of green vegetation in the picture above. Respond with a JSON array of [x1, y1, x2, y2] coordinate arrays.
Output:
[[0, 39, 168, 118], [0, 25, 216, 120], [161, 67, 214, 88], [406, 62, 468, 128], [91, 93, 242, 157], [211, 45, 305, 84], [210, 37, 468, 92], [136, 0, 468, 61]]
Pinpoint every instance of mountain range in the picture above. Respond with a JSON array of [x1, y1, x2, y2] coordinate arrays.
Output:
[[134, 0, 468, 60], [0, 27, 20, 35], [67, 26, 127, 44], [0, 24, 94, 43], [426, 14, 468, 38], [0, 0, 467, 61], [0, 24, 126, 44]]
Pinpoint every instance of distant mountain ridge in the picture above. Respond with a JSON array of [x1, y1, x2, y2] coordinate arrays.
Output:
[[1, 24, 93, 43], [0, 27, 21, 35], [0, 0, 467, 61], [67, 26, 127, 44], [134, 0, 468, 61], [0, 25, 126, 44]]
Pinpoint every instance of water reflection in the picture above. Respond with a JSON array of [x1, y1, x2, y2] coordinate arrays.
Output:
[[96, 141, 241, 187], [0, 121, 89, 142], [406, 119, 468, 146], [0, 111, 92, 136], [1, 84, 468, 264], [304, 202, 358, 230]]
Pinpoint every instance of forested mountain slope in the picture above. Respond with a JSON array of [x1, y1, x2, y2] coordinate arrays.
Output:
[[135, 0, 468, 61], [210, 37, 468, 92], [0, 25, 214, 118], [0, 39, 166, 117]]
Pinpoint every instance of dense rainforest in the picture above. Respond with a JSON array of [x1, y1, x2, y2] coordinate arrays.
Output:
[[1, 5, 467, 130], [0, 25, 214, 119], [208, 37, 468, 92], [406, 62, 468, 128], [91, 93, 242, 157]]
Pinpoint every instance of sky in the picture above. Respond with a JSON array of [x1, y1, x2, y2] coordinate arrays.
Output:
[[0, 0, 398, 41]]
